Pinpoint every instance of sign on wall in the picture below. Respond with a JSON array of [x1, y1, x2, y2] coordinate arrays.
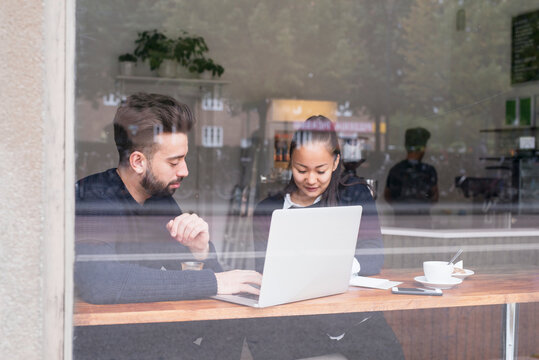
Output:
[[512, 9, 539, 84], [269, 99, 337, 122]]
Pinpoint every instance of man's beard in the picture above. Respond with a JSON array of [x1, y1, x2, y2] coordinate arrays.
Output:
[[141, 167, 182, 197]]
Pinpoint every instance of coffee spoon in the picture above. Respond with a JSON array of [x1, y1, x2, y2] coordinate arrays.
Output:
[[448, 248, 463, 265]]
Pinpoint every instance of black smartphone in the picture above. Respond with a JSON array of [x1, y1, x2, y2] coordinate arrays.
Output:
[[391, 287, 443, 296]]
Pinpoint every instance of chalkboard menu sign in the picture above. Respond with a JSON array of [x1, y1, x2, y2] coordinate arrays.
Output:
[[512, 9, 539, 85]]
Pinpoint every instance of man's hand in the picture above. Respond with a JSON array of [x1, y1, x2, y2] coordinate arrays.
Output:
[[167, 213, 210, 260], [215, 270, 263, 295]]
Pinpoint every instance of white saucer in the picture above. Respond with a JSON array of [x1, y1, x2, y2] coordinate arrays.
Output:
[[451, 269, 474, 279], [414, 276, 462, 289]]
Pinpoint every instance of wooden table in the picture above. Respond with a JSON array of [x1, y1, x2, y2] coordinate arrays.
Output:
[[74, 268, 539, 359]]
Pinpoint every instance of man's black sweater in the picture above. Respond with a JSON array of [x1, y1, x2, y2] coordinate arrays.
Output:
[[75, 168, 221, 304]]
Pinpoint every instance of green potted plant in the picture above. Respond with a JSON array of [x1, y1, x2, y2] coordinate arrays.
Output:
[[118, 53, 137, 76], [152, 38, 177, 77], [174, 31, 209, 78], [134, 30, 175, 76], [189, 57, 225, 79], [132, 29, 225, 79]]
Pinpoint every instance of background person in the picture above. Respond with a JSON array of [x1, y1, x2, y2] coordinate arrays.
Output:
[[247, 115, 403, 359], [384, 127, 438, 220], [74, 93, 261, 359]]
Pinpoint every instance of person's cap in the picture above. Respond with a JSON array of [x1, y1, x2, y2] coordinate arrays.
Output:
[[405, 127, 430, 151]]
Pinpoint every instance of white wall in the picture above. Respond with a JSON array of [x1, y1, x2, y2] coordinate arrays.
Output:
[[0, 0, 70, 359]]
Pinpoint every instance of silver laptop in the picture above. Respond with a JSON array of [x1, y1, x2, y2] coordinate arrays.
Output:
[[212, 205, 363, 308]]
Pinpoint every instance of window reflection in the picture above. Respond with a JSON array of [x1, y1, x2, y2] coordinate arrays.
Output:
[[74, 1, 539, 359]]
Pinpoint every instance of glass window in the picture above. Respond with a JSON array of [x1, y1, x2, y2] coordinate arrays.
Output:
[[73, 1, 539, 359]]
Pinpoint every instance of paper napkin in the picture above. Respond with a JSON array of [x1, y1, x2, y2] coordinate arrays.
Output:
[[349, 275, 402, 290]]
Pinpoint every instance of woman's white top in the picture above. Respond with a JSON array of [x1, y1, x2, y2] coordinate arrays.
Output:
[[283, 193, 321, 209]]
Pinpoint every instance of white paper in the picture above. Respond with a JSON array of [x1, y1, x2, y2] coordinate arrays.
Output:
[[349, 275, 402, 290], [350, 258, 360, 275]]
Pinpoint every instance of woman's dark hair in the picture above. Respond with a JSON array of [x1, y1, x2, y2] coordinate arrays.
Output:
[[113, 93, 195, 165], [283, 115, 342, 206]]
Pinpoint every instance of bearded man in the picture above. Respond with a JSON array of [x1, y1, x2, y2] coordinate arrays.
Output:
[[74, 93, 260, 359]]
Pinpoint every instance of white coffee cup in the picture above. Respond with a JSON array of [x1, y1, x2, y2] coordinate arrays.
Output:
[[423, 261, 454, 283]]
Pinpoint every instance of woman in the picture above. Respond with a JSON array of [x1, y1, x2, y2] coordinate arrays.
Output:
[[253, 115, 383, 275], [247, 115, 403, 360]]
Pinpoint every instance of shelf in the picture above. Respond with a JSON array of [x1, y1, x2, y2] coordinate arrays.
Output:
[[479, 156, 515, 161], [116, 75, 229, 86], [479, 150, 538, 161], [479, 126, 537, 133]]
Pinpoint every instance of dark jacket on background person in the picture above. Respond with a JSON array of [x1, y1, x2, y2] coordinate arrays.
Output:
[[385, 159, 437, 215]]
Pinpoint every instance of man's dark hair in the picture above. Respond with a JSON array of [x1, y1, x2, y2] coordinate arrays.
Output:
[[405, 127, 430, 152], [113, 93, 195, 165]]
